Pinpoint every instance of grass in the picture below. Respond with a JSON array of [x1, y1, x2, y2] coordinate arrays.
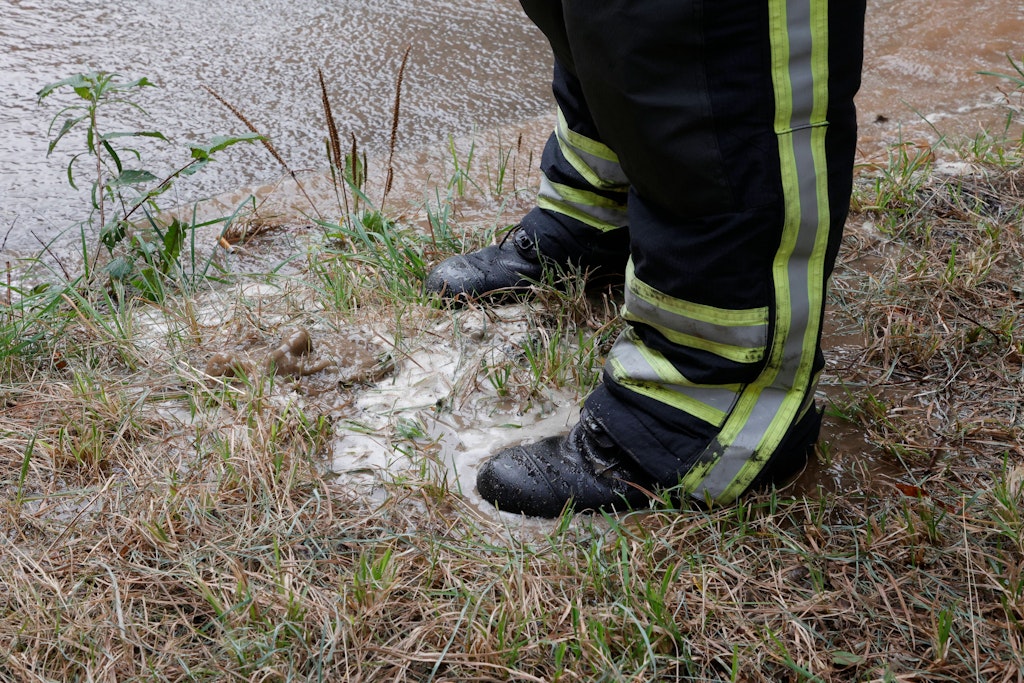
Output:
[[1, 91, 1023, 681]]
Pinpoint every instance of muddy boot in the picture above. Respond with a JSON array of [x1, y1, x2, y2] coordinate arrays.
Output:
[[478, 403, 823, 516], [424, 223, 628, 302], [476, 411, 652, 517], [424, 227, 545, 301], [747, 405, 823, 491]]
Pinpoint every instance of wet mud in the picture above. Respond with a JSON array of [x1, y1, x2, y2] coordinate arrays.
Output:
[[189, 294, 394, 396], [204, 326, 392, 390], [324, 304, 580, 521]]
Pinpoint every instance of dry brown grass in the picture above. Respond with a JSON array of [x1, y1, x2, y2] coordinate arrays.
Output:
[[0, 139, 1022, 681]]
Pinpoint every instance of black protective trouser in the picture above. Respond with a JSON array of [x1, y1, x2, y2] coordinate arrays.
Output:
[[518, 0, 866, 503]]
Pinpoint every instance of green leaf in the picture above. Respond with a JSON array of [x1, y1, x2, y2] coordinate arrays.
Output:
[[132, 266, 164, 302], [66, 151, 92, 191], [100, 220, 128, 252], [101, 130, 168, 143], [37, 72, 155, 105], [133, 237, 158, 260], [161, 218, 185, 266], [190, 133, 262, 161], [47, 117, 80, 155], [104, 255, 134, 280], [180, 159, 209, 176], [101, 140, 123, 173], [979, 70, 1024, 88], [117, 76, 156, 92], [66, 156, 78, 190], [36, 73, 93, 101], [110, 169, 159, 187]]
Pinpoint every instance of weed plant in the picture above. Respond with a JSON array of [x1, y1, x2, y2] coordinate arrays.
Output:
[[1, 72, 264, 381], [37, 71, 261, 300]]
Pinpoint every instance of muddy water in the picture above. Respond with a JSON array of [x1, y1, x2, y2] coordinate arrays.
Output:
[[0, 0, 551, 250], [332, 312, 614, 533], [3, 0, 1023, 251], [859, 0, 1024, 158]]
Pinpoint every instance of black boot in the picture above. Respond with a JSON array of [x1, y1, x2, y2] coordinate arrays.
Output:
[[477, 404, 824, 516], [424, 224, 628, 302], [476, 411, 652, 517], [424, 227, 546, 300]]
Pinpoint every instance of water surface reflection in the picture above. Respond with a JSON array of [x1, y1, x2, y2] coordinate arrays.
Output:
[[1, 0, 1022, 250]]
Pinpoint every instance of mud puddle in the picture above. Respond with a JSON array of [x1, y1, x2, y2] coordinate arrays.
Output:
[[324, 304, 580, 525], [789, 399, 908, 500], [158, 282, 580, 525]]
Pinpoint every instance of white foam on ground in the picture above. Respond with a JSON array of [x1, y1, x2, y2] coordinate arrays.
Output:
[[329, 305, 584, 515]]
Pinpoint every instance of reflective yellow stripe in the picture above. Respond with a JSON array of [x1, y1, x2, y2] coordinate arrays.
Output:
[[554, 109, 629, 191], [607, 329, 739, 427], [538, 196, 626, 233], [609, 374, 728, 429], [621, 307, 766, 364], [627, 261, 767, 327], [557, 108, 620, 162], [684, 0, 833, 503], [771, 1, 794, 135], [624, 260, 767, 363], [610, 370, 729, 428], [543, 179, 628, 208]]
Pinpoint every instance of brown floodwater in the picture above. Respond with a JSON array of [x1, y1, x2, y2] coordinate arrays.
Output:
[[3, 0, 1023, 251], [0, 0, 551, 250], [858, 0, 1024, 159]]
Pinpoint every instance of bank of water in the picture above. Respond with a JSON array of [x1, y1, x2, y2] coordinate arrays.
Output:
[[3, 0, 1023, 252], [0, 0, 552, 251]]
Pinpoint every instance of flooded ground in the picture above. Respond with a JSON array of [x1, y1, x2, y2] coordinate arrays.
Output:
[[3, 0, 1024, 511], [2, 0, 1023, 251], [859, 0, 1024, 158], [0, 0, 552, 250]]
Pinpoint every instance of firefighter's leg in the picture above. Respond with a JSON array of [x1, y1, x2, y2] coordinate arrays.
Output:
[[477, 0, 865, 515], [424, 9, 630, 300]]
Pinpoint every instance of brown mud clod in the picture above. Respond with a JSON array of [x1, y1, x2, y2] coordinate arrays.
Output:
[[203, 326, 393, 390]]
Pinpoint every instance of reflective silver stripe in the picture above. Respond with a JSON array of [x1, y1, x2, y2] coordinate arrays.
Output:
[[538, 175, 630, 232], [690, 0, 830, 502], [624, 262, 768, 358], [606, 329, 740, 426], [555, 109, 630, 190]]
